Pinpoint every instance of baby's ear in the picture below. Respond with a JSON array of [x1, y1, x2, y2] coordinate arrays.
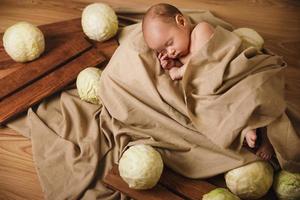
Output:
[[175, 14, 186, 26]]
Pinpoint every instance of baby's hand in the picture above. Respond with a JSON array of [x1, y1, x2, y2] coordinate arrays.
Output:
[[158, 52, 176, 70], [169, 67, 183, 80], [169, 65, 186, 80]]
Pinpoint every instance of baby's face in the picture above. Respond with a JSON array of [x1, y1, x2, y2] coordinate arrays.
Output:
[[143, 15, 190, 59]]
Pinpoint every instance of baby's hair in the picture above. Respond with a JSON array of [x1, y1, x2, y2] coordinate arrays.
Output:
[[142, 3, 182, 29]]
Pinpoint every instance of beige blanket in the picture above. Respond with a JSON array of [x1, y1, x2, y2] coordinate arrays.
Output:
[[7, 11, 300, 200]]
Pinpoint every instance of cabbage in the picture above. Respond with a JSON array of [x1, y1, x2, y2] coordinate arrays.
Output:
[[81, 3, 118, 42], [3, 22, 45, 62], [118, 144, 163, 189], [233, 28, 264, 51], [273, 170, 300, 200], [76, 67, 102, 104], [225, 161, 273, 199], [203, 188, 240, 200]]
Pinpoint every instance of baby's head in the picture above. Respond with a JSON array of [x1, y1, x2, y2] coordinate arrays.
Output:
[[142, 3, 191, 58]]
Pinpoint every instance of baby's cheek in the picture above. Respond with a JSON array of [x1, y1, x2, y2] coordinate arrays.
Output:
[[178, 42, 188, 53]]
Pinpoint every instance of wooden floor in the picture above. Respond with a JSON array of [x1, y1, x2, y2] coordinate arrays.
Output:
[[0, 0, 299, 199]]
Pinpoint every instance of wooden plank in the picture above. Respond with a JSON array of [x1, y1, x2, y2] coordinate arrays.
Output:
[[0, 48, 106, 124], [0, 46, 14, 70], [0, 17, 119, 125], [104, 164, 279, 200], [0, 18, 115, 80], [0, 18, 83, 45], [0, 18, 84, 74], [93, 38, 119, 60], [0, 36, 92, 100], [159, 167, 216, 200], [0, 18, 118, 101], [36, 18, 119, 59], [103, 164, 184, 200], [39, 18, 82, 38]]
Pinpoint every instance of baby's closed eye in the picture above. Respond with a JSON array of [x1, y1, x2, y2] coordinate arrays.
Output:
[[165, 39, 173, 46]]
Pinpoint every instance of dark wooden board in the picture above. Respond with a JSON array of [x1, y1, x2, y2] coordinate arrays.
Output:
[[0, 48, 106, 124], [104, 164, 279, 200], [159, 167, 216, 199], [0, 18, 119, 124], [103, 164, 218, 200], [0, 36, 92, 100], [103, 164, 185, 200]]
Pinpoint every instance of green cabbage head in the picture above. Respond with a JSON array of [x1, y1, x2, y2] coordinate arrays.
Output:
[[203, 188, 240, 200], [76, 67, 102, 104], [118, 144, 163, 190], [273, 170, 300, 200], [225, 161, 273, 199]]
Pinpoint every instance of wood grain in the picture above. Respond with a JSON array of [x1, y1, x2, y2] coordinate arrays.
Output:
[[0, 48, 106, 124], [103, 164, 184, 200], [104, 164, 278, 200], [0, 36, 92, 100], [0, 17, 118, 125], [0, 46, 14, 70], [0, 127, 43, 200], [159, 167, 216, 199], [0, 0, 299, 199]]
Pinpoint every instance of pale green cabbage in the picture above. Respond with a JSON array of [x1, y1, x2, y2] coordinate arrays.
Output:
[[203, 188, 240, 200], [3, 22, 45, 62], [233, 28, 264, 51], [273, 170, 300, 200], [118, 144, 163, 190], [76, 67, 102, 104], [225, 161, 273, 199], [81, 3, 118, 42]]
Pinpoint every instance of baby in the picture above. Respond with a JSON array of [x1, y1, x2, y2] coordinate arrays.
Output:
[[142, 3, 214, 81], [142, 3, 274, 160]]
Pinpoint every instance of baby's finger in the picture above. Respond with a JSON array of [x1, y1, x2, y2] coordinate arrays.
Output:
[[161, 61, 168, 69], [158, 52, 162, 59], [161, 53, 168, 60], [162, 62, 168, 68]]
